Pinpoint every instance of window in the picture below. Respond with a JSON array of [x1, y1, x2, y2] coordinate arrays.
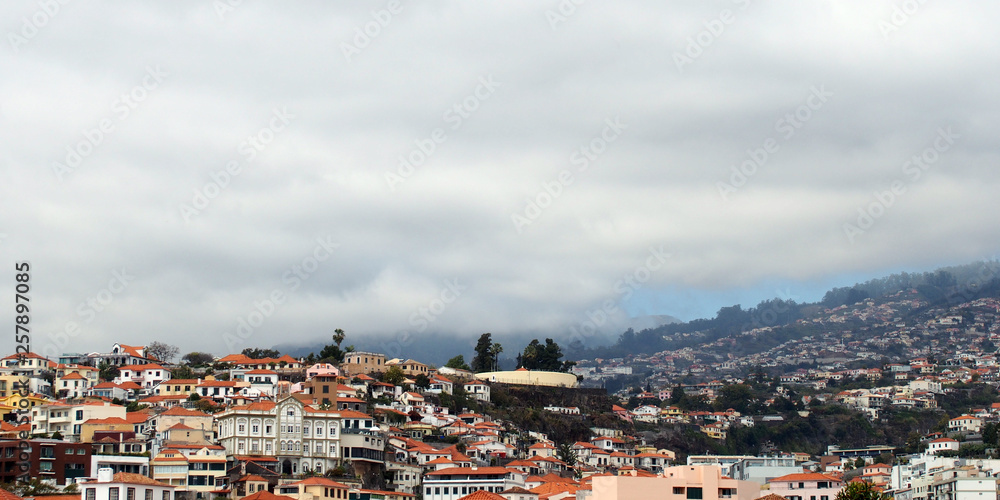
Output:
[[76, 410, 84, 420], [799, 483, 804, 489], [687, 488, 703, 500], [252, 424, 259, 434], [266, 425, 272, 434], [110, 488, 120, 500], [163, 493, 170, 500], [127, 488, 135, 500], [238, 424, 245, 433], [86, 489, 96, 500]]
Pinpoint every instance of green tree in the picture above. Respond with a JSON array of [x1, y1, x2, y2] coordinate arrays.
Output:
[[472, 333, 502, 373], [383, 366, 406, 386], [714, 384, 755, 414], [171, 365, 195, 380], [556, 443, 577, 467], [984, 423, 998, 447], [99, 361, 120, 381], [519, 338, 575, 372], [182, 352, 215, 366], [241, 348, 280, 359], [445, 355, 471, 371], [835, 481, 892, 500], [319, 328, 348, 363], [414, 374, 431, 390]]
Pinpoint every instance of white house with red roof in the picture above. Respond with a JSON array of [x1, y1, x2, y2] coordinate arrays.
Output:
[[422, 467, 527, 500], [927, 437, 960, 455], [1, 352, 55, 376], [116, 364, 170, 390], [463, 381, 491, 403], [948, 415, 983, 433], [84, 468, 176, 500]]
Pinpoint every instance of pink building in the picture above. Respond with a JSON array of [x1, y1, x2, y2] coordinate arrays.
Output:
[[768, 473, 843, 500], [590, 465, 759, 500]]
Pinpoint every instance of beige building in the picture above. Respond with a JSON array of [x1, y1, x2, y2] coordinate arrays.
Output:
[[474, 369, 578, 388], [342, 352, 386, 376], [81, 417, 134, 443], [589, 465, 759, 500], [387, 359, 429, 377]]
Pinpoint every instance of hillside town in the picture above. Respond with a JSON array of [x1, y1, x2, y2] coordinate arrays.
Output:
[[2, 292, 1000, 500]]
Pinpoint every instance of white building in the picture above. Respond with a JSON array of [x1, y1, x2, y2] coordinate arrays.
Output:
[[83, 468, 176, 500], [927, 438, 960, 455], [422, 467, 527, 500], [31, 401, 127, 442], [464, 381, 491, 403], [215, 396, 384, 475], [116, 364, 171, 390]]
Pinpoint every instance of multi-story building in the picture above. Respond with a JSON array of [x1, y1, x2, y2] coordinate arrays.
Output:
[[54, 364, 100, 398], [0, 438, 91, 485], [31, 401, 127, 442], [342, 352, 387, 376], [422, 467, 527, 500], [589, 465, 758, 500], [83, 468, 177, 500], [276, 476, 352, 500], [215, 396, 385, 476], [768, 473, 843, 500], [116, 364, 171, 390], [151, 448, 227, 497], [948, 415, 982, 433], [387, 359, 429, 378], [688, 455, 802, 485], [926, 467, 999, 500], [1, 352, 56, 376]]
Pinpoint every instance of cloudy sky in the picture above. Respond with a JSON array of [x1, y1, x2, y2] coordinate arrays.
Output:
[[2, 1, 999, 361]]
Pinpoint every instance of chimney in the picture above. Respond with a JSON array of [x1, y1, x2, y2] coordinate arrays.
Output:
[[97, 468, 114, 483]]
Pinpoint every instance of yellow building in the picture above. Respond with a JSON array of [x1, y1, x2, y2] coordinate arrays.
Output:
[[81, 416, 133, 443], [386, 359, 429, 377], [276, 476, 351, 500], [0, 392, 50, 411], [155, 378, 203, 397]]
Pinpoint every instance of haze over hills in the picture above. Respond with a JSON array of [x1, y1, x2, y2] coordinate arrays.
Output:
[[272, 259, 1000, 366]]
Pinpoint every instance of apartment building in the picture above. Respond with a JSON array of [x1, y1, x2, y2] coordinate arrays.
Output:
[[342, 352, 387, 376], [768, 473, 843, 500], [31, 401, 127, 442], [215, 396, 384, 476]]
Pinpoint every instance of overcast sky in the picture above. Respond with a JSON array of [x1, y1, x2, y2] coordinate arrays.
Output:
[[2, 1, 999, 360]]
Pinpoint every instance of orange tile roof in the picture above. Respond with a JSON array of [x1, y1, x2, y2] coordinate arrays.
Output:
[[456, 491, 506, 500], [427, 467, 519, 476]]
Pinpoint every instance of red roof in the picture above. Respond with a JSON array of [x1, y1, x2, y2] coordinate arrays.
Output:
[[456, 491, 506, 500], [426, 467, 519, 476]]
